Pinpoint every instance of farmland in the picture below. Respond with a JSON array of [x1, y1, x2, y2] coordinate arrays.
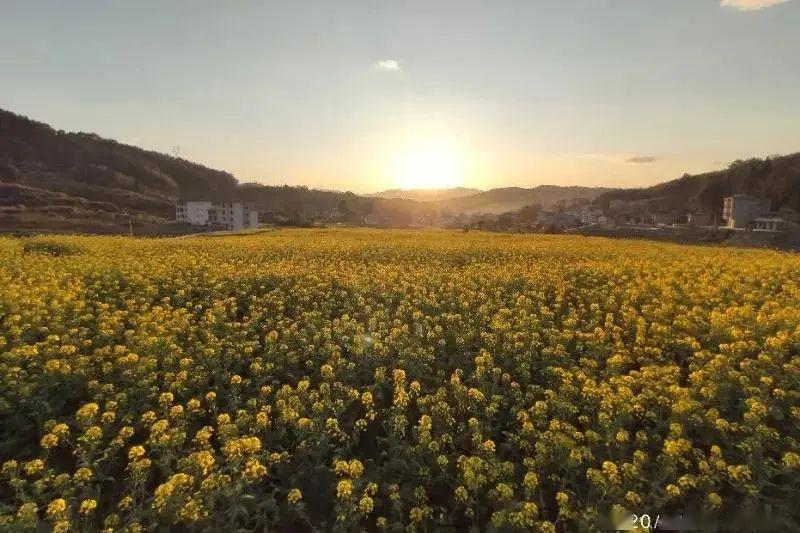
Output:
[[1, 229, 799, 531]]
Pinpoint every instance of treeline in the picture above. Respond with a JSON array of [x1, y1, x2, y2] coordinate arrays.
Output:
[[0, 109, 239, 218], [595, 153, 800, 216]]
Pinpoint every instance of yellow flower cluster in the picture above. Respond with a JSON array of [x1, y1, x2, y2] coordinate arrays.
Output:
[[0, 229, 799, 530]]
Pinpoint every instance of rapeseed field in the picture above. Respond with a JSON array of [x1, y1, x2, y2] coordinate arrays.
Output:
[[1, 229, 798, 531]]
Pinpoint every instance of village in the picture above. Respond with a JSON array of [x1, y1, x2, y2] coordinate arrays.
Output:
[[174, 194, 800, 248]]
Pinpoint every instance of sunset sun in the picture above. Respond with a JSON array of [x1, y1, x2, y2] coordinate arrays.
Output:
[[393, 140, 465, 190]]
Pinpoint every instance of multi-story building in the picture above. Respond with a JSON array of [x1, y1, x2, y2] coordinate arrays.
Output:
[[722, 195, 770, 228], [175, 200, 212, 226], [175, 200, 259, 231]]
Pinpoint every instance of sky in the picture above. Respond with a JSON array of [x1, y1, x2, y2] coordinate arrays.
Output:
[[2, 0, 799, 193]]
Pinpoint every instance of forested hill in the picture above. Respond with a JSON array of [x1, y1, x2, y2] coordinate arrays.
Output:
[[594, 153, 800, 215], [366, 187, 483, 202], [0, 108, 243, 217], [5, 107, 799, 233], [436, 185, 613, 214], [0, 108, 610, 232], [0, 108, 419, 232]]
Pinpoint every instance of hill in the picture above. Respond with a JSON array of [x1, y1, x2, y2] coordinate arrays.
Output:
[[367, 185, 614, 215], [0, 108, 431, 232], [0, 108, 244, 232], [0, 108, 611, 232], [8, 107, 798, 234], [366, 187, 483, 202], [595, 153, 800, 216], [436, 185, 613, 214]]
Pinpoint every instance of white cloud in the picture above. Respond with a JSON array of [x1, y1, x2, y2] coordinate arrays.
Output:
[[720, 0, 792, 11], [375, 59, 401, 71], [578, 153, 658, 164]]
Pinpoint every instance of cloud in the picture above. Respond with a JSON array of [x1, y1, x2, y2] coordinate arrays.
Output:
[[720, 0, 792, 11], [375, 59, 401, 71], [625, 155, 657, 164], [578, 153, 657, 164]]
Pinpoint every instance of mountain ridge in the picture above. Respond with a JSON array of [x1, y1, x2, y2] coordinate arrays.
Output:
[[3, 107, 799, 233], [435, 185, 614, 214], [366, 187, 483, 202]]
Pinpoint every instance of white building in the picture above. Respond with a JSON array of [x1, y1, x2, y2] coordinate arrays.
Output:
[[175, 200, 212, 226], [175, 200, 259, 231]]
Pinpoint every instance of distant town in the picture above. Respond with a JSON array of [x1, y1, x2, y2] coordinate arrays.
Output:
[[175, 193, 799, 248]]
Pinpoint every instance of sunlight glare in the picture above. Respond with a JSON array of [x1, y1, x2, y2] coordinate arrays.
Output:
[[393, 139, 465, 190]]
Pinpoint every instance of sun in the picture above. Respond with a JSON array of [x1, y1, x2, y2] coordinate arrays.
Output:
[[393, 139, 465, 190]]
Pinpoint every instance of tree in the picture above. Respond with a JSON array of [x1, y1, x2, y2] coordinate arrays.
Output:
[[518, 203, 542, 221], [338, 199, 353, 218]]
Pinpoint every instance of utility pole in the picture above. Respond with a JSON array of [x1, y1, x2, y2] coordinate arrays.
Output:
[[124, 211, 133, 236]]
